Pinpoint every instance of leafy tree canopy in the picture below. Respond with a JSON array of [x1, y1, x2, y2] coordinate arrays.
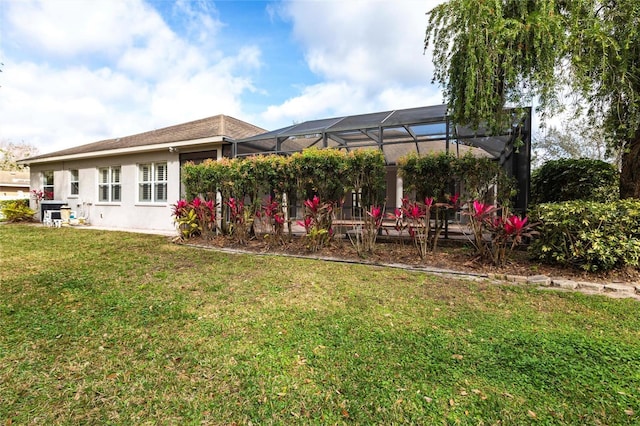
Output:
[[0, 140, 39, 171], [425, 0, 640, 198]]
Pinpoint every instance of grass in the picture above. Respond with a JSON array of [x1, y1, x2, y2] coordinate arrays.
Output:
[[1, 224, 639, 425]]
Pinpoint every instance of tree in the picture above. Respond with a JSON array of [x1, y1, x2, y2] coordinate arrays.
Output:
[[0, 140, 39, 171], [532, 114, 619, 169], [425, 0, 640, 199]]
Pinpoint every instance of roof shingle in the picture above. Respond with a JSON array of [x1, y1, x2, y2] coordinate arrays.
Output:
[[25, 114, 265, 161]]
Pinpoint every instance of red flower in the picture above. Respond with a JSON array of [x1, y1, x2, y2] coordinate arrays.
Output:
[[449, 193, 460, 206], [304, 195, 321, 212], [505, 215, 528, 236], [472, 200, 493, 218], [192, 197, 202, 208], [425, 197, 434, 208], [297, 216, 313, 232], [367, 205, 384, 227], [172, 199, 189, 217]]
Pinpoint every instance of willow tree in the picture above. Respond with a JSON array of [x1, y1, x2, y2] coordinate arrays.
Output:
[[425, 0, 640, 198]]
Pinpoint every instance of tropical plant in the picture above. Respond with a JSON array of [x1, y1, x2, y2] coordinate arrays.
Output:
[[258, 196, 286, 245], [172, 199, 201, 239], [393, 195, 459, 260], [465, 201, 537, 266], [30, 189, 53, 208], [298, 196, 334, 252], [226, 197, 252, 245], [348, 204, 385, 257], [172, 197, 217, 240], [530, 199, 640, 271], [0, 199, 35, 222]]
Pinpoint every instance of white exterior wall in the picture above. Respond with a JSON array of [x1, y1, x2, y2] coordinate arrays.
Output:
[[27, 148, 215, 233]]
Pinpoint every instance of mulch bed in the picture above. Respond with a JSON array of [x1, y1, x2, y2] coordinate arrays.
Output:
[[181, 233, 640, 284]]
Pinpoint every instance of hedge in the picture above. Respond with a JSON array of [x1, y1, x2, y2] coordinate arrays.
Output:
[[530, 199, 640, 271], [531, 158, 619, 204], [0, 199, 35, 222]]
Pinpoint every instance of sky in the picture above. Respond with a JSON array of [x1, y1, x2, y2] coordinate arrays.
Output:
[[0, 0, 447, 155]]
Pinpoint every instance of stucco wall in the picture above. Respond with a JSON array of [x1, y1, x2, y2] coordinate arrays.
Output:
[[27, 149, 205, 233]]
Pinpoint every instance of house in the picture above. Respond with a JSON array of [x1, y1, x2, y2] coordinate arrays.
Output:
[[19, 105, 531, 233], [18, 115, 266, 233], [0, 170, 30, 200]]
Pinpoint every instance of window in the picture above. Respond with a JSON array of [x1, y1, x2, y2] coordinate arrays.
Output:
[[98, 166, 121, 202], [138, 162, 167, 203], [70, 169, 79, 195], [42, 170, 54, 200]]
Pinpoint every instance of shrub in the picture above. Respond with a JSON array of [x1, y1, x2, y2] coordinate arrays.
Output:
[[0, 199, 35, 222], [298, 196, 334, 252], [465, 201, 537, 266], [258, 196, 286, 245], [530, 200, 640, 271], [345, 149, 386, 212], [172, 197, 217, 240], [291, 148, 349, 204], [389, 195, 459, 259], [399, 152, 455, 201], [399, 152, 516, 207], [531, 158, 619, 204]]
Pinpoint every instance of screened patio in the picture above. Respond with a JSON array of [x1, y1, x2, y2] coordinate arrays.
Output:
[[230, 105, 532, 212]]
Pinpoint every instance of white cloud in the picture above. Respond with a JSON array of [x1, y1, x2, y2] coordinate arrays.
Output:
[[261, 0, 446, 127], [286, 0, 437, 85], [0, 0, 263, 154], [4, 0, 162, 58]]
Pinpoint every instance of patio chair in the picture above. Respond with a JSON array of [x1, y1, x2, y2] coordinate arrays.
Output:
[[43, 210, 62, 227]]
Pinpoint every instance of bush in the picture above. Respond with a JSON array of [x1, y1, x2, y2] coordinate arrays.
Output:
[[531, 158, 619, 204], [399, 152, 516, 206], [399, 152, 455, 201], [529, 199, 640, 271], [0, 199, 35, 222]]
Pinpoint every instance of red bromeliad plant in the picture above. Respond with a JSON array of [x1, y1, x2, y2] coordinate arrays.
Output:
[[349, 204, 386, 257], [298, 195, 334, 252], [226, 197, 252, 244], [259, 196, 285, 244], [393, 194, 459, 260], [465, 200, 537, 266], [172, 197, 217, 240]]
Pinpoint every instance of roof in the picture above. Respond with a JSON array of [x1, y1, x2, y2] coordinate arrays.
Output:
[[0, 170, 30, 187], [232, 105, 528, 164], [22, 114, 266, 163]]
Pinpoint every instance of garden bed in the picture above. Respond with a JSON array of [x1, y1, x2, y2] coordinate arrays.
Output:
[[181, 233, 640, 284]]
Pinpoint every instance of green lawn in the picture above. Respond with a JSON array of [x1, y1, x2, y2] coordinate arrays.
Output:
[[1, 224, 639, 424]]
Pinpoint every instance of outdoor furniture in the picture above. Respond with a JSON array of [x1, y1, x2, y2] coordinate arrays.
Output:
[[43, 210, 62, 227]]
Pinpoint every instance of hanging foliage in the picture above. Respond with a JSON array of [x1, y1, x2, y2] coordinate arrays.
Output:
[[425, 0, 640, 198]]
